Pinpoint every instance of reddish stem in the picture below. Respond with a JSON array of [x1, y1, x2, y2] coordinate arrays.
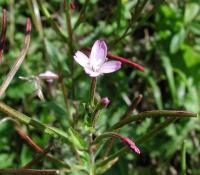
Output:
[[83, 48, 145, 71], [0, 9, 7, 63]]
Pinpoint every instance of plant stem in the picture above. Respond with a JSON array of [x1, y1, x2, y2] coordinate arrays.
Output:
[[0, 9, 7, 63], [121, 94, 143, 120], [109, 110, 197, 131], [111, 0, 148, 46], [15, 128, 69, 168], [89, 78, 97, 107], [0, 169, 59, 175], [181, 140, 187, 175], [64, 0, 75, 97], [73, 0, 90, 30], [60, 77, 71, 119], [89, 133, 95, 175], [23, 145, 53, 168], [37, 0, 68, 42]]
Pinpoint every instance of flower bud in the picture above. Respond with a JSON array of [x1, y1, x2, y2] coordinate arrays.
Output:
[[111, 133, 140, 154], [70, 2, 75, 11]]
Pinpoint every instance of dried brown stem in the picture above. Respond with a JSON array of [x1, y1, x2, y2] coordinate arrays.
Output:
[[121, 94, 143, 119], [0, 18, 31, 98], [23, 145, 54, 168], [15, 128, 69, 168]]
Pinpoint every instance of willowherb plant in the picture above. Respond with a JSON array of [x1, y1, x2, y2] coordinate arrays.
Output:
[[0, 2, 198, 175]]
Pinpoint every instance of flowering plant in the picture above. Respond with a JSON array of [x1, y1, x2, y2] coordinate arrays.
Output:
[[0, 2, 198, 175]]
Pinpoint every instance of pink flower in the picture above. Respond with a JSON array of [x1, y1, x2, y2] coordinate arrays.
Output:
[[83, 48, 145, 71], [111, 133, 140, 154], [74, 40, 121, 77]]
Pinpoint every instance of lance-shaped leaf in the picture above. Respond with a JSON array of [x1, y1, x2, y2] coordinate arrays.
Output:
[[68, 127, 88, 150]]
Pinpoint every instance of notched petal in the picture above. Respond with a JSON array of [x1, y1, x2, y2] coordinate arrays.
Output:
[[90, 40, 107, 68], [100, 61, 121, 73], [74, 51, 89, 67]]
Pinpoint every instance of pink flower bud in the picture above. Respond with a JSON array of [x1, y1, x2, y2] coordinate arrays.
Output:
[[70, 2, 75, 11], [100, 97, 110, 107], [111, 133, 140, 154]]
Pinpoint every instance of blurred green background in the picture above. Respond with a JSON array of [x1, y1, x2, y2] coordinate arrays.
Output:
[[0, 0, 199, 174]]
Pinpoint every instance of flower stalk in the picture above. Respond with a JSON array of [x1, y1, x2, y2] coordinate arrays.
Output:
[[181, 140, 187, 175], [89, 77, 97, 107]]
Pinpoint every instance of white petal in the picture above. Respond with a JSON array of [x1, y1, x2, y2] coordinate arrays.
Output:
[[84, 67, 101, 77], [39, 71, 58, 78], [100, 61, 121, 73], [38, 71, 59, 81], [90, 40, 107, 69], [74, 51, 89, 67]]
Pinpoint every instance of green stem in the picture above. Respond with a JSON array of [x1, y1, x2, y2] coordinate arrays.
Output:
[[64, 0, 75, 97], [111, 0, 148, 46], [181, 140, 187, 175], [60, 77, 71, 120], [88, 133, 95, 175], [89, 78, 97, 107], [73, 0, 89, 30], [37, 0, 68, 42]]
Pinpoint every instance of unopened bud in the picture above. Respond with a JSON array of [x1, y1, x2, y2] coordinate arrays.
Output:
[[100, 97, 110, 107], [70, 2, 75, 10]]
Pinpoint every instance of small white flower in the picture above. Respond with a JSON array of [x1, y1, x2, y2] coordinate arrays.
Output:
[[38, 71, 59, 83], [74, 40, 121, 77]]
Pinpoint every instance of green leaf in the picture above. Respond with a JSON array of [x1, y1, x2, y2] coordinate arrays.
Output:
[[160, 55, 177, 106], [0, 102, 71, 144], [184, 3, 199, 24], [170, 27, 186, 54], [0, 153, 15, 167], [96, 157, 119, 174], [182, 45, 200, 68], [68, 128, 87, 150], [147, 76, 163, 109]]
